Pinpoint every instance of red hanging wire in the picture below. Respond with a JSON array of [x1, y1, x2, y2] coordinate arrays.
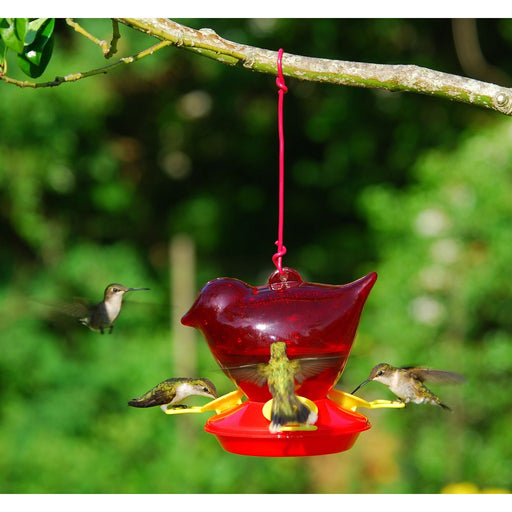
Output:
[[272, 48, 288, 274]]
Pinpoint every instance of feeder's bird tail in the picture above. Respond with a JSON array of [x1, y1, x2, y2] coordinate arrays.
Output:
[[269, 395, 317, 433]]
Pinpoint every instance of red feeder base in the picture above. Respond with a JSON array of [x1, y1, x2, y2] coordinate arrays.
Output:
[[204, 399, 371, 457]]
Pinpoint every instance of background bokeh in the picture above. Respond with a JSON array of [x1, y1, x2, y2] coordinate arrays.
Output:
[[1, 18, 511, 493]]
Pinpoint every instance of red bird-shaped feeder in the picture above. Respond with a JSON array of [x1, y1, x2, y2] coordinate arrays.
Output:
[[171, 50, 404, 456], [179, 266, 400, 457]]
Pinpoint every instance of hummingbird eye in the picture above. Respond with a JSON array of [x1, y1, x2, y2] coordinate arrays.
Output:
[[203, 387, 209, 392], [377, 370, 384, 376]]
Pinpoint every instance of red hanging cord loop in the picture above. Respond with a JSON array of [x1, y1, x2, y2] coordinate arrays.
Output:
[[275, 49, 288, 93], [272, 48, 287, 274]]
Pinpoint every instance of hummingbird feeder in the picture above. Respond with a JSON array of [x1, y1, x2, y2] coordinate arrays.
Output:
[[168, 49, 403, 457]]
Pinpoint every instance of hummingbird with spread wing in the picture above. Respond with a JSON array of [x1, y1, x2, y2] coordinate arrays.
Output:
[[128, 377, 218, 412], [351, 363, 466, 410], [227, 341, 333, 432], [58, 283, 150, 334]]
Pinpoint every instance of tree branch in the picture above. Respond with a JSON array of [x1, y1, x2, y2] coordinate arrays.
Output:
[[105, 19, 121, 59], [117, 17, 512, 116]]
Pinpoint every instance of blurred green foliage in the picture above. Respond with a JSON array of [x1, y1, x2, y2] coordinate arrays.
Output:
[[1, 19, 511, 494]]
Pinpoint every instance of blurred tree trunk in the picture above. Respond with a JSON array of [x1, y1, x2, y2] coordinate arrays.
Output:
[[170, 234, 197, 376]]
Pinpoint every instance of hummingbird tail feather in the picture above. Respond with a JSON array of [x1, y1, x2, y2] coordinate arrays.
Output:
[[127, 386, 170, 408], [128, 398, 155, 408], [270, 397, 315, 432], [425, 389, 452, 411]]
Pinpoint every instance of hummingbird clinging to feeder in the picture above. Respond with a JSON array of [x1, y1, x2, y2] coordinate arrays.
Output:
[[351, 363, 466, 410], [59, 283, 150, 334], [228, 341, 332, 432], [128, 377, 218, 412]]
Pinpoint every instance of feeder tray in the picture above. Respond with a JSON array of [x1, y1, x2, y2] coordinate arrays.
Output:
[[166, 388, 404, 457]]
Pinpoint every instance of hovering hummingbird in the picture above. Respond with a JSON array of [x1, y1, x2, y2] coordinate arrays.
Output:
[[351, 363, 466, 410], [228, 341, 332, 432], [59, 283, 150, 334], [128, 377, 218, 412]]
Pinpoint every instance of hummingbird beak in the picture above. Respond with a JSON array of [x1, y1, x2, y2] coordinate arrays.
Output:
[[126, 288, 150, 292], [351, 379, 370, 395]]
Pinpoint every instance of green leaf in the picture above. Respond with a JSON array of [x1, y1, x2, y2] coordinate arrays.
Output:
[[0, 18, 28, 54], [25, 18, 50, 45], [17, 18, 55, 78]]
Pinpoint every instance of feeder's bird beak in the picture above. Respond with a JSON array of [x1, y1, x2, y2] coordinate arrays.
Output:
[[351, 379, 371, 396]]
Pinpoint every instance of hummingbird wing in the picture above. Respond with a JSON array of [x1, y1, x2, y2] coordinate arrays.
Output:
[[225, 355, 338, 385], [128, 379, 176, 408], [406, 367, 466, 385], [294, 356, 340, 383], [54, 297, 91, 319], [224, 363, 269, 387]]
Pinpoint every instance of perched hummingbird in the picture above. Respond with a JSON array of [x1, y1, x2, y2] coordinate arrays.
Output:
[[128, 377, 218, 412], [60, 283, 150, 334], [228, 341, 332, 432], [351, 363, 466, 410]]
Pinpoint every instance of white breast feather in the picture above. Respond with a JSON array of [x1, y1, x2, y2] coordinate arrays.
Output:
[[105, 294, 123, 322], [388, 371, 402, 395], [172, 382, 195, 405]]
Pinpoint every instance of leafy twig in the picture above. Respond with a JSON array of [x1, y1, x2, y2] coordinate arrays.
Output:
[[0, 39, 171, 88], [117, 18, 512, 116]]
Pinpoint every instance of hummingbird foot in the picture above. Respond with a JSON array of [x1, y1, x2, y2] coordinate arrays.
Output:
[[305, 409, 318, 426]]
